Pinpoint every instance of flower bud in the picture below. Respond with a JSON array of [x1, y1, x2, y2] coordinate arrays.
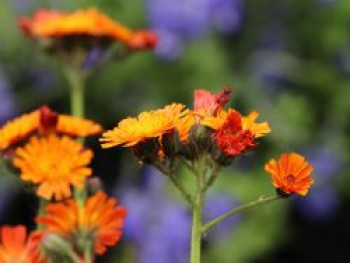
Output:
[[132, 138, 160, 164], [161, 129, 181, 158], [210, 140, 234, 166]]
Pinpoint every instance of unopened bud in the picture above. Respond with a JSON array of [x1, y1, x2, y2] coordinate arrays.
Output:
[[87, 177, 103, 194], [210, 141, 233, 166], [161, 129, 180, 158], [39, 105, 58, 134], [133, 138, 160, 164]]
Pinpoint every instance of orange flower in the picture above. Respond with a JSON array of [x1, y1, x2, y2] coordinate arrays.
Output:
[[19, 8, 157, 50], [264, 152, 314, 196], [213, 110, 255, 156], [0, 111, 39, 150], [241, 111, 270, 138], [36, 192, 127, 255], [100, 103, 188, 148], [0, 106, 102, 150], [175, 113, 196, 143], [13, 134, 93, 200], [57, 114, 102, 137], [0, 225, 43, 263], [201, 109, 230, 130], [202, 109, 270, 137]]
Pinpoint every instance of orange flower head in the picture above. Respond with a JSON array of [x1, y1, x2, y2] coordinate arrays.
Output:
[[19, 8, 157, 51], [0, 106, 102, 151], [242, 111, 271, 138], [213, 110, 255, 156], [36, 192, 127, 255], [0, 225, 43, 263], [265, 152, 314, 196], [100, 103, 188, 148], [13, 134, 93, 200], [201, 109, 229, 130]]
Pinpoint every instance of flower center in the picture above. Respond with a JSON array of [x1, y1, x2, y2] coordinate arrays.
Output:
[[286, 174, 295, 183]]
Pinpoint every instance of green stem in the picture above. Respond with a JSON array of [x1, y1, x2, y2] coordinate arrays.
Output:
[[190, 158, 205, 263], [167, 172, 195, 208], [65, 69, 86, 119], [201, 195, 280, 234], [68, 249, 83, 263], [154, 163, 194, 208], [64, 68, 87, 207], [84, 243, 93, 263], [36, 199, 48, 230], [180, 156, 197, 176], [203, 163, 220, 192]]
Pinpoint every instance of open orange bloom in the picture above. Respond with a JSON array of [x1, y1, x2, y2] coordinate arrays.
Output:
[[13, 134, 93, 200], [241, 111, 270, 138], [0, 106, 102, 150], [0, 225, 43, 263], [0, 111, 39, 150], [202, 109, 270, 138], [265, 152, 314, 196], [36, 192, 127, 255], [201, 108, 232, 130], [100, 103, 188, 148], [213, 110, 255, 156], [19, 8, 157, 50]]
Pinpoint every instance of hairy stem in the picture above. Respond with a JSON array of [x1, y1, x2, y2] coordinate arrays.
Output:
[[202, 195, 280, 234], [190, 157, 205, 263]]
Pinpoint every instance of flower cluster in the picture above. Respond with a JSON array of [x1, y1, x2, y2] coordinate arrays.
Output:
[[101, 88, 268, 163], [0, 105, 127, 261], [0, 106, 99, 200], [101, 88, 314, 197]]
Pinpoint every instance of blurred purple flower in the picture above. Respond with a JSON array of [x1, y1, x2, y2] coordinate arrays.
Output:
[[119, 166, 239, 263], [249, 50, 295, 90], [210, 0, 243, 34], [0, 68, 16, 124], [17, 66, 57, 94], [83, 48, 104, 69], [204, 194, 240, 241], [146, 0, 243, 59], [294, 186, 339, 222], [120, 167, 191, 263], [294, 148, 342, 222], [248, 21, 295, 90]]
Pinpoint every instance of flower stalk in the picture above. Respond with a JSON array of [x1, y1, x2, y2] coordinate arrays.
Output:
[[84, 242, 93, 263], [201, 195, 280, 234], [64, 67, 87, 206], [190, 157, 205, 263]]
